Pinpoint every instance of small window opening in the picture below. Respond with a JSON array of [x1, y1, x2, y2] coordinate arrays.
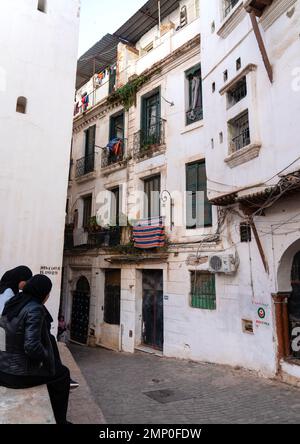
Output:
[[228, 111, 250, 152], [236, 57, 241, 71], [227, 76, 247, 108], [223, 70, 228, 82], [16, 97, 27, 114], [37, 0, 47, 13], [212, 82, 216, 93], [240, 223, 252, 242], [219, 132, 224, 144]]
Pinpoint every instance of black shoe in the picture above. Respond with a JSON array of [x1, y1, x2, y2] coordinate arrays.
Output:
[[70, 379, 79, 390]]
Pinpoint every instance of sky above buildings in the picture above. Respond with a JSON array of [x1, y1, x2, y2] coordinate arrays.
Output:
[[78, 0, 147, 57]]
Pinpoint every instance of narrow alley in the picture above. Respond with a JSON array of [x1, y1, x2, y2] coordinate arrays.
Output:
[[71, 344, 300, 424]]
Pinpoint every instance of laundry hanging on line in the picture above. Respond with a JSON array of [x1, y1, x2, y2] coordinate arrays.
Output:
[[106, 138, 123, 157], [133, 217, 165, 249]]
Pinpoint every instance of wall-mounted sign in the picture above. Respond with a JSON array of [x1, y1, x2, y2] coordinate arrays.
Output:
[[253, 301, 270, 328], [40, 266, 61, 277]]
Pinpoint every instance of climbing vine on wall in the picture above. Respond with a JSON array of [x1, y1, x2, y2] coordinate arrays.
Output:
[[108, 70, 161, 110]]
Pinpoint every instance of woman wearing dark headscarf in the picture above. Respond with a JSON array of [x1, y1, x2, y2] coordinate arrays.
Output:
[[0, 266, 32, 315], [0, 275, 71, 424]]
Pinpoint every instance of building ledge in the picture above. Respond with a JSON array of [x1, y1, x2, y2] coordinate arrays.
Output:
[[219, 64, 257, 95], [260, 0, 297, 30], [225, 143, 261, 168], [101, 159, 128, 175], [181, 119, 204, 135], [75, 171, 97, 183], [134, 145, 166, 163], [105, 252, 169, 263], [217, 2, 247, 39]]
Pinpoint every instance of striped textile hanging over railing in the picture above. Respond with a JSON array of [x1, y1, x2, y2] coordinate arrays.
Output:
[[133, 217, 165, 249]]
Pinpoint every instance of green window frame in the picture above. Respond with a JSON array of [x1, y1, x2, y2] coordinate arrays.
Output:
[[109, 111, 124, 141], [190, 272, 216, 310], [82, 195, 92, 230], [141, 88, 161, 146], [186, 64, 203, 125], [144, 175, 161, 219], [186, 160, 212, 229]]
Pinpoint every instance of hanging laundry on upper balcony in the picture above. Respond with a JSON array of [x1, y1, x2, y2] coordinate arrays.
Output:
[[106, 138, 123, 157], [133, 217, 165, 249], [81, 92, 89, 111]]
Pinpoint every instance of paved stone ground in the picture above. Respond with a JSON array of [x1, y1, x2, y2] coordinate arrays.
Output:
[[59, 343, 106, 424], [70, 344, 300, 424]]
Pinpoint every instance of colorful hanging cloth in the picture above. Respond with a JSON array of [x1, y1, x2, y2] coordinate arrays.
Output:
[[133, 217, 165, 249]]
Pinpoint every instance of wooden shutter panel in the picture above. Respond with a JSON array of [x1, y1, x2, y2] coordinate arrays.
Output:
[[85, 125, 96, 157], [197, 162, 212, 227], [186, 163, 198, 228]]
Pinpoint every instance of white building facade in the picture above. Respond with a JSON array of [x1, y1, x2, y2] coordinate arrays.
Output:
[[63, 0, 300, 384], [0, 0, 80, 329]]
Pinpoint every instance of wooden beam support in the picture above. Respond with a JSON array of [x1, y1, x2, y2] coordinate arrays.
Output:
[[249, 10, 273, 83], [250, 218, 270, 274]]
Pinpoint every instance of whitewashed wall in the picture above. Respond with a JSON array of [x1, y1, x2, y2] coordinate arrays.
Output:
[[0, 0, 80, 332]]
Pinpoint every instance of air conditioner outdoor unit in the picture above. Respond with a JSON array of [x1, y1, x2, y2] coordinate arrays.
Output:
[[208, 254, 237, 274]]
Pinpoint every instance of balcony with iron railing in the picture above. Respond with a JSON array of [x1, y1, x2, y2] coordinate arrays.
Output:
[[231, 126, 250, 151], [75, 153, 95, 178], [101, 138, 126, 169], [186, 106, 203, 126], [74, 67, 117, 118], [64, 225, 121, 251], [133, 118, 166, 159]]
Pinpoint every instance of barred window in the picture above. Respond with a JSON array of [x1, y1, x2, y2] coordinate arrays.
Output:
[[240, 223, 252, 242], [190, 272, 216, 310]]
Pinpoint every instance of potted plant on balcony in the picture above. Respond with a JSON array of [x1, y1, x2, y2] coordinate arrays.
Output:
[[87, 216, 102, 233]]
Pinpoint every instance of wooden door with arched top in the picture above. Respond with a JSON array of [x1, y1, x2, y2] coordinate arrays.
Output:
[[71, 276, 90, 345], [289, 252, 300, 358]]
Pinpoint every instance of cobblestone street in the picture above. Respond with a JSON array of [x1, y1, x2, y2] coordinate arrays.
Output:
[[70, 344, 300, 424]]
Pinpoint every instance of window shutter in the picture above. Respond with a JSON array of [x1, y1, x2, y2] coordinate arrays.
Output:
[[186, 163, 198, 228], [85, 125, 96, 157], [197, 162, 212, 227], [186, 161, 212, 228]]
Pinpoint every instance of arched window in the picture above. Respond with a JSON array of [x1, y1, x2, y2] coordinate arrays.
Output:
[[16, 96, 27, 114], [37, 0, 47, 13]]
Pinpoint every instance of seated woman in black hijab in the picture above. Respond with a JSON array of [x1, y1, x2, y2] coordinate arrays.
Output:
[[0, 275, 71, 424], [0, 266, 33, 315]]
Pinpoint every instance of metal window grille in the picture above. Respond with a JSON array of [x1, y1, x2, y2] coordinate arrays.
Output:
[[240, 223, 252, 242], [228, 77, 247, 107], [231, 111, 250, 151], [190, 272, 216, 310]]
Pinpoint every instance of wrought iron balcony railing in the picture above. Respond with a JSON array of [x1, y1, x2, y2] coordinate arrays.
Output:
[[186, 106, 203, 126], [76, 153, 95, 178], [88, 227, 121, 248], [64, 226, 121, 250], [228, 78, 247, 107], [101, 139, 126, 168], [133, 118, 166, 158], [232, 127, 250, 151]]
